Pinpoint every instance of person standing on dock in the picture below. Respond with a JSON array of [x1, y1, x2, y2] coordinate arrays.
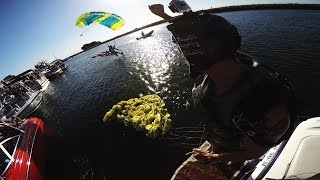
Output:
[[149, 3, 297, 178]]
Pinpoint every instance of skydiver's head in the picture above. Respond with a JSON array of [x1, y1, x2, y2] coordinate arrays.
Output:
[[167, 12, 241, 78]]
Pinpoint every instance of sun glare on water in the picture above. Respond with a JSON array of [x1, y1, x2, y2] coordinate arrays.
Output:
[[130, 35, 175, 93]]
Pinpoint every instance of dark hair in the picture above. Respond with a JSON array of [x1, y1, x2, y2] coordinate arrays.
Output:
[[167, 12, 241, 67]]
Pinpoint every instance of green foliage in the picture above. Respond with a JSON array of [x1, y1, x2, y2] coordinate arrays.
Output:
[[103, 94, 172, 139]]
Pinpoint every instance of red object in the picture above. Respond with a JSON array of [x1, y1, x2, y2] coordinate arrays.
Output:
[[2, 117, 46, 180], [92, 51, 111, 58]]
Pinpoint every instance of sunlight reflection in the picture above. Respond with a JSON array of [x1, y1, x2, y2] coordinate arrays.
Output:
[[131, 35, 175, 93]]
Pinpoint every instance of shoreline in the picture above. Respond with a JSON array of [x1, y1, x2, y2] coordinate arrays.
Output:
[[64, 3, 320, 61]]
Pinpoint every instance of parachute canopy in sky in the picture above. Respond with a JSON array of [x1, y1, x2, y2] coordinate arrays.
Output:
[[76, 12, 125, 30]]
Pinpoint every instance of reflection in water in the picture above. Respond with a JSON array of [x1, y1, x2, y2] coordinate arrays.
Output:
[[131, 36, 173, 93]]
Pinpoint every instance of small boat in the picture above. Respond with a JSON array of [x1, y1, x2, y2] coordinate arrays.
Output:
[[136, 30, 154, 40], [42, 65, 63, 81], [1, 69, 47, 121], [0, 117, 46, 180], [51, 59, 67, 71], [14, 91, 43, 119], [34, 61, 50, 77], [2, 69, 49, 92], [35, 60, 66, 81]]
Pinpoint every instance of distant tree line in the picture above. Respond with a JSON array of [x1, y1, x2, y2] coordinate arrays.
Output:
[[81, 41, 103, 51]]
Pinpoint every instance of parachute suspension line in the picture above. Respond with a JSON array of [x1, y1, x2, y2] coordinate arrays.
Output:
[[162, 122, 206, 148], [80, 25, 93, 36], [198, 126, 206, 147]]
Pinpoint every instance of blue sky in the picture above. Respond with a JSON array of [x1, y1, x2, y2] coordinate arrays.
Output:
[[0, 0, 318, 79]]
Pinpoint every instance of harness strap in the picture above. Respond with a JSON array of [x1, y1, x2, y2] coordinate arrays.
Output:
[[191, 52, 297, 148]]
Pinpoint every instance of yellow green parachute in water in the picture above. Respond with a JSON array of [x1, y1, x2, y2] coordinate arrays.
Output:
[[103, 95, 172, 139], [76, 12, 125, 30]]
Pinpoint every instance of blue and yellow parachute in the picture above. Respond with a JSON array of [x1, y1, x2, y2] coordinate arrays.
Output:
[[76, 12, 125, 30]]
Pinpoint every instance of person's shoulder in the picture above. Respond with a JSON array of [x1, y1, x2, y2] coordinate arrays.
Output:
[[255, 76, 292, 98], [238, 72, 294, 121]]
